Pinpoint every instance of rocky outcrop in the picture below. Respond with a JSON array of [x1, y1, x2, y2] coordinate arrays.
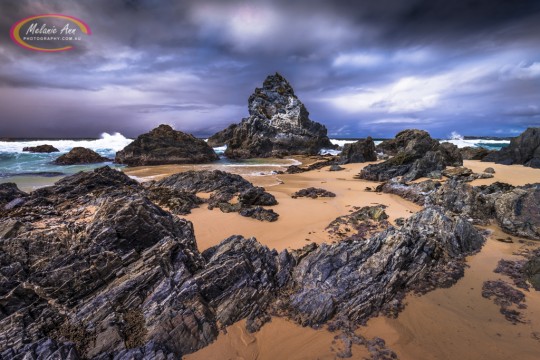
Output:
[[282, 207, 484, 327], [492, 184, 540, 239], [359, 130, 462, 182], [460, 146, 494, 160], [0, 166, 487, 359], [153, 170, 278, 221], [482, 128, 540, 168], [338, 138, 377, 164], [115, 124, 219, 166], [285, 157, 336, 174], [54, 147, 110, 165], [291, 187, 336, 199], [22, 144, 59, 153], [208, 73, 334, 158]]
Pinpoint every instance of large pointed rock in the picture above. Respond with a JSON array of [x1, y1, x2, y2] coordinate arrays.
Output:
[[115, 124, 219, 166], [208, 73, 334, 158]]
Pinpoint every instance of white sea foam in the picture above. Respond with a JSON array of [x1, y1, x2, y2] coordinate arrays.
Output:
[[0, 132, 133, 154], [440, 139, 510, 149]]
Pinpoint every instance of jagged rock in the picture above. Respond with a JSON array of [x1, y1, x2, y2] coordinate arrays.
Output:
[[484, 167, 496, 174], [493, 184, 540, 240], [154, 170, 251, 193], [482, 128, 540, 168], [145, 186, 203, 215], [442, 166, 473, 178], [376, 178, 441, 206], [291, 187, 336, 199], [115, 124, 219, 166], [460, 146, 494, 160], [239, 206, 279, 222], [54, 147, 110, 165], [238, 186, 278, 206], [325, 205, 390, 241], [209, 73, 334, 158], [329, 164, 345, 171], [338, 138, 377, 164], [283, 207, 484, 327], [359, 130, 462, 182], [22, 144, 59, 153], [0, 183, 27, 207]]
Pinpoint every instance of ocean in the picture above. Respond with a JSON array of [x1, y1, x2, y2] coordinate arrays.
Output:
[[0, 132, 510, 191]]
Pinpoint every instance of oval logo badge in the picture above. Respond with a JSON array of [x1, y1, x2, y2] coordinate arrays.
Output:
[[10, 14, 91, 52]]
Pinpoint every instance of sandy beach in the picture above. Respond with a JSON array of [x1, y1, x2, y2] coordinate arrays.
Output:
[[123, 158, 540, 359]]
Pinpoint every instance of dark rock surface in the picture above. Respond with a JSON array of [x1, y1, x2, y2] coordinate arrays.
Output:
[[209, 73, 334, 158], [115, 124, 219, 166], [239, 206, 280, 222], [338, 138, 377, 164], [460, 146, 494, 160], [0, 166, 487, 359], [482, 128, 540, 168], [154, 169, 252, 193], [359, 130, 462, 182], [145, 186, 203, 215], [524, 251, 540, 291], [442, 166, 473, 178], [22, 144, 59, 153], [292, 187, 336, 199], [0, 182, 28, 207], [54, 147, 110, 165], [238, 186, 278, 206]]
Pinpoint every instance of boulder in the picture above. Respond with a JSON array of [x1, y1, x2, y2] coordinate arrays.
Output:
[[338, 138, 377, 164], [54, 147, 110, 165], [209, 73, 334, 158], [460, 146, 494, 160], [239, 207, 279, 222], [115, 124, 219, 166], [359, 130, 462, 182], [482, 128, 540, 168], [22, 144, 59, 153], [484, 167, 496, 174], [329, 164, 345, 171], [442, 166, 474, 178], [291, 187, 336, 199]]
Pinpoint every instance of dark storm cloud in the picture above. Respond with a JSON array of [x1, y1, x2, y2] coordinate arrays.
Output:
[[0, 0, 539, 138]]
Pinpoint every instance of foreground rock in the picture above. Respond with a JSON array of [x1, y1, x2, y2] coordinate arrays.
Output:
[[325, 205, 390, 241], [0, 183, 27, 207], [359, 130, 462, 182], [338, 138, 377, 164], [208, 73, 334, 158], [54, 147, 110, 165], [116, 124, 219, 166], [482, 127, 540, 168], [22, 144, 59, 153], [0, 167, 486, 359], [291, 187, 336, 199]]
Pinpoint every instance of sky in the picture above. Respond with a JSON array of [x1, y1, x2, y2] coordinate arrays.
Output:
[[1, 0, 540, 139]]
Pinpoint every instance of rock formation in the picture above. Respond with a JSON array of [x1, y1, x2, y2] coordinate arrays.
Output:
[[0, 166, 486, 359], [22, 144, 59, 153], [460, 146, 494, 160], [482, 127, 540, 168], [338, 137, 377, 164], [208, 73, 334, 158], [115, 124, 219, 166], [359, 130, 462, 182], [53, 147, 110, 165]]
